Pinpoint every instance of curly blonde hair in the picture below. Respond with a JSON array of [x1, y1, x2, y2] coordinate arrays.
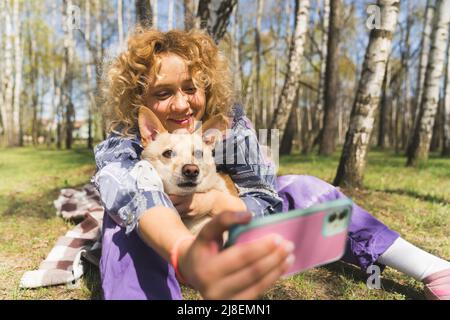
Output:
[[102, 28, 235, 136]]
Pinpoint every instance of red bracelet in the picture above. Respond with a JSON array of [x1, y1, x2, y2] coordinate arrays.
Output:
[[170, 235, 195, 285]]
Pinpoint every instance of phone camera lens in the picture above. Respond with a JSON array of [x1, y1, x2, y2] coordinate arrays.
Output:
[[328, 213, 337, 223], [339, 210, 348, 220]]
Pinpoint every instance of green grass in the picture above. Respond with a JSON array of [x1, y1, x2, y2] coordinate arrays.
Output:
[[0, 146, 449, 300]]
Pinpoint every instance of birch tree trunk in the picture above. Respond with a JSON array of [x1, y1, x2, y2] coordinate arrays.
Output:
[[152, 0, 158, 29], [407, 0, 450, 166], [12, 0, 22, 146], [254, 0, 264, 128], [319, 0, 341, 155], [196, 0, 237, 43], [334, 0, 399, 188], [401, 4, 412, 150], [3, 0, 15, 146], [443, 27, 450, 156], [231, 3, 242, 94], [63, 0, 75, 149], [118, 0, 123, 48], [315, 0, 330, 133], [270, 0, 309, 140], [0, 0, 5, 138], [168, 0, 174, 30], [95, 0, 105, 140], [85, 0, 94, 149], [413, 0, 435, 127]]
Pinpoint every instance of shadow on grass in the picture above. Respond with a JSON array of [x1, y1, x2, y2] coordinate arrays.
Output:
[[371, 188, 450, 206], [323, 261, 424, 300], [83, 262, 103, 300]]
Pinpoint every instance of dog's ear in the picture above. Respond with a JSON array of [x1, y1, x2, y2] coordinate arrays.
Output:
[[200, 114, 229, 146], [138, 106, 166, 148]]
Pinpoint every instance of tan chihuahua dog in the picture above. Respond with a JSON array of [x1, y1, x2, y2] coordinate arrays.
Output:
[[138, 106, 238, 235]]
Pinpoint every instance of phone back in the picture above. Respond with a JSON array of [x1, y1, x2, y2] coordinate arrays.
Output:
[[230, 202, 352, 277]]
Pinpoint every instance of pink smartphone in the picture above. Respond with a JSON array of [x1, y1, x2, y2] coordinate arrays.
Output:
[[225, 199, 352, 277]]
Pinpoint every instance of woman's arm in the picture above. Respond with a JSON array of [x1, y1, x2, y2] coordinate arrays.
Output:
[[138, 207, 295, 299]]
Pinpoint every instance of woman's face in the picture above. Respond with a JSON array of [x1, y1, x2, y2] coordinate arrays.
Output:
[[144, 53, 206, 133]]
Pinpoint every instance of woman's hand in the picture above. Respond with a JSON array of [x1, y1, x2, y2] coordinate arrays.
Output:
[[169, 190, 218, 218], [178, 211, 295, 300], [170, 190, 247, 218]]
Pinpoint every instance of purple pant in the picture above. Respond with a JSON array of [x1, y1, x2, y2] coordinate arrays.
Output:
[[100, 175, 399, 299]]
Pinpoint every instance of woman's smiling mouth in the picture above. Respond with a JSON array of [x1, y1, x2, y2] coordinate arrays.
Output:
[[168, 114, 194, 126]]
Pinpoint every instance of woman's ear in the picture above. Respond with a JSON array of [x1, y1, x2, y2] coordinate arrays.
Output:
[[138, 106, 166, 148], [200, 114, 230, 146]]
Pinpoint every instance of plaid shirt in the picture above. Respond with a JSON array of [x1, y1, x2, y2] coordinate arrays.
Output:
[[92, 105, 283, 235]]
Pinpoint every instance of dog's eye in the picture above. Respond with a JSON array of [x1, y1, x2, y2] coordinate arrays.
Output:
[[193, 150, 203, 159], [162, 150, 175, 158]]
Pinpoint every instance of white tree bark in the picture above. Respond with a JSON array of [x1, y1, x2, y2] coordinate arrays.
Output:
[[270, 0, 310, 140], [231, 3, 241, 94], [85, 0, 95, 149], [118, 0, 124, 48], [254, 0, 264, 128], [13, 0, 22, 146], [168, 0, 174, 30], [407, 0, 450, 165], [316, 0, 330, 128], [152, 0, 158, 29], [414, 0, 435, 125], [3, 0, 15, 146], [443, 27, 450, 156], [0, 0, 6, 136], [334, 0, 399, 187]]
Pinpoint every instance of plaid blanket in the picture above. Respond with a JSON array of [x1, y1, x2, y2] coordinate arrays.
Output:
[[19, 184, 103, 289]]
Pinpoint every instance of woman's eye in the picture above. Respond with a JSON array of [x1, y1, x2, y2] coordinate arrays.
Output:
[[155, 92, 171, 99], [162, 150, 175, 158], [184, 87, 197, 94], [193, 150, 203, 159]]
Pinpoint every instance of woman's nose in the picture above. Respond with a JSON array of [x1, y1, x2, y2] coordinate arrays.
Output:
[[171, 90, 190, 113]]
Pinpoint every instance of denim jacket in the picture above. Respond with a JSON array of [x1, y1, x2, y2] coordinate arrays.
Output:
[[92, 105, 283, 235]]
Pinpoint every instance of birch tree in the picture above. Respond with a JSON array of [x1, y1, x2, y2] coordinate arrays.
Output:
[[0, 0, 5, 137], [118, 0, 124, 48], [413, 0, 435, 127], [315, 0, 330, 131], [196, 0, 237, 43], [12, 0, 23, 146], [407, 0, 450, 166], [85, 0, 95, 149], [334, 0, 399, 188], [270, 0, 310, 140], [2, 0, 16, 146], [168, 0, 174, 30], [443, 30, 450, 156], [152, 0, 158, 29]]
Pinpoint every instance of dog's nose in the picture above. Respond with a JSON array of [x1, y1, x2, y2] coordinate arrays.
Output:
[[182, 164, 199, 179]]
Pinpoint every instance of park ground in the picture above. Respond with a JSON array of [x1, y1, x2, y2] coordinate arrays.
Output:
[[0, 145, 448, 300]]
